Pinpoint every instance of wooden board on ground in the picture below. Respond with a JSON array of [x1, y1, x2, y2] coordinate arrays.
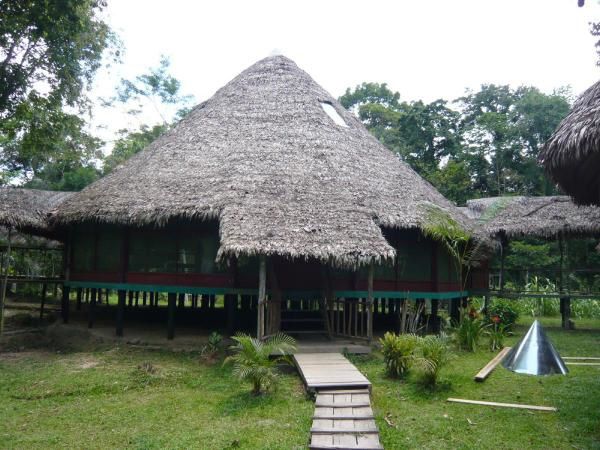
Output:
[[563, 356, 600, 360], [474, 347, 511, 382], [447, 397, 557, 412], [566, 362, 600, 366]]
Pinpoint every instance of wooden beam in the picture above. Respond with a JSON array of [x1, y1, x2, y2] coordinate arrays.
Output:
[[257, 255, 266, 340], [474, 347, 511, 382], [565, 362, 600, 366], [563, 356, 600, 360], [447, 398, 557, 412]]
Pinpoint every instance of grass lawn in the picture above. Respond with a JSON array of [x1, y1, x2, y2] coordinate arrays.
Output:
[[356, 316, 600, 450], [0, 316, 599, 449]]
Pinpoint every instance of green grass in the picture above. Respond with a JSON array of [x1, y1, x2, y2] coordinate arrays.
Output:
[[354, 317, 600, 450], [1, 317, 599, 449], [0, 348, 312, 449]]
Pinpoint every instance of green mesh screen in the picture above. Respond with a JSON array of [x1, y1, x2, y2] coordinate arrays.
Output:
[[96, 229, 121, 272], [374, 261, 396, 280], [437, 245, 459, 282], [72, 231, 94, 272], [397, 242, 431, 281], [129, 231, 220, 274]]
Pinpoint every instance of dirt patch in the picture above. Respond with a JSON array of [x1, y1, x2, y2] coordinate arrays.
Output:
[[0, 350, 53, 363]]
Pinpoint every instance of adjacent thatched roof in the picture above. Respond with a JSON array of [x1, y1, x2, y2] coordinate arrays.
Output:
[[539, 80, 600, 205], [0, 188, 73, 237], [54, 55, 472, 266], [465, 196, 600, 239]]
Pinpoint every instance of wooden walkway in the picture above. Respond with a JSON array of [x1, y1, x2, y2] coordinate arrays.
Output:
[[294, 353, 383, 450], [293, 353, 371, 391]]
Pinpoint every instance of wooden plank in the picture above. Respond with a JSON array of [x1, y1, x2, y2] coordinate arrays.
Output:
[[474, 347, 512, 382], [317, 389, 370, 395], [566, 362, 600, 366], [563, 356, 600, 360], [447, 397, 557, 412]]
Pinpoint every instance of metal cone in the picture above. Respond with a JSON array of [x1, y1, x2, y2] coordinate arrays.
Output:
[[501, 320, 568, 375]]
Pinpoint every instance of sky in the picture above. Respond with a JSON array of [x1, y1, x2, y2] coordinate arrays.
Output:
[[91, 0, 600, 146]]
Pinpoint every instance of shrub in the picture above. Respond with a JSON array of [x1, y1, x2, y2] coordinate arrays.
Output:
[[484, 318, 512, 351], [415, 335, 451, 386], [488, 300, 519, 329], [200, 331, 223, 364], [379, 332, 418, 378], [452, 308, 488, 351], [224, 332, 296, 395]]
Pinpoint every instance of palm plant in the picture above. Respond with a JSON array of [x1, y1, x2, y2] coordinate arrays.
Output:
[[224, 332, 296, 395], [451, 308, 488, 351], [414, 335, 451, 386]]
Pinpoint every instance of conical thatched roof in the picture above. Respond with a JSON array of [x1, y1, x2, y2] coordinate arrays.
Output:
[[54, 55, 471, 266], [0, 188, 73, 237], [540, 80, 600, 205], [465, 196, 600, 239]]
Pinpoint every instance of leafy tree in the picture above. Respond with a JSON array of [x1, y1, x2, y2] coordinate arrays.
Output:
[[0, 0, 116, 117], [0, 0, 116, 188], [102, 57, 193, 175]]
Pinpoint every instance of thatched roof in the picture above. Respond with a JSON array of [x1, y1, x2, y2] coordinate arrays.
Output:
[[54, 55, 472, 267], [0, 188, 73, 237], [465, 196, 600, 239], [539, 80, 600, 205]]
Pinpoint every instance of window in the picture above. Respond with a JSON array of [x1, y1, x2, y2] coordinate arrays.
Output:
[[320, 102, 348, 127]]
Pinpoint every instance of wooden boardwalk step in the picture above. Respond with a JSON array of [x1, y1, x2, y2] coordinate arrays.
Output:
[[310, 433, 384, 450], [294, 353, 371, 392], [311, 419, 379, 433]]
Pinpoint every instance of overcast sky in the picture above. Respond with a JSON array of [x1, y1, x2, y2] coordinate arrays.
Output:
[[91, 0, 600, 145]]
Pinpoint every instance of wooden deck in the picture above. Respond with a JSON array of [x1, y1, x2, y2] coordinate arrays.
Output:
[[293, 353, 371, 391]]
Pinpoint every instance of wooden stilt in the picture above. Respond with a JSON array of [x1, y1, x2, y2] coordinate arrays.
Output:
[[201, 294, 209, 310], [88, 288, 97, 328], [142, 291, 147, 306], [106, 289, 110, 305], [367, 263, 374, 342], [178, 293, 185, 309], [116, 290, 125, 337], [430, 299, 440, 333], [257, 255, 266, 339], [450, 298, 460, 324], [61, 285, 70, 324], [76, 287, 82, 310], [40, 283, 47, 320], [149, 292, 154, 306], [134, 291, 139, 307], [0, 227, 12, 334], [167, 292, 176, 340], [128, 290, 133, 307], [225, 294, 237, 335]]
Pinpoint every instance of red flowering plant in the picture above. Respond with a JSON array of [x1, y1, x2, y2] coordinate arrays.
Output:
[[485, 316, 512, 351]]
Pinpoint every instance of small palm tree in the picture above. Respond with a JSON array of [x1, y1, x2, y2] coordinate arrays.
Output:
[[224, 332, 296, 395]]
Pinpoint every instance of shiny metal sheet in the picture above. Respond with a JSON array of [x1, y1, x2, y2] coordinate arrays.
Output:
[[501, 320, 568, 376]]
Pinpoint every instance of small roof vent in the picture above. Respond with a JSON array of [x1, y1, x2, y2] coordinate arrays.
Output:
[[320, 102, 348, 127]]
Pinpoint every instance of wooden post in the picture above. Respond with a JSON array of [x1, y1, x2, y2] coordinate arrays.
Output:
[[39, 283, 47, 320], [257, 255, 266, 340], [499, 234, 507, 292], [61, 229, 72, 324], [367, 262, 374, 342], [430, 299, 440, 333], [483, 293, 490, 316], [167, 292, 176, 340], [2, 227, 14, 332], [116, 289, 125, 337], [88, 288, 97, 328], [142, 291, 147, 306], [76, 287, 82, 310], [225, 293, 236, 336], [450, 298, 460, 324], [178, 293, 185, 309], [128, 290, 133, 307], [558, 233, 571, 329]]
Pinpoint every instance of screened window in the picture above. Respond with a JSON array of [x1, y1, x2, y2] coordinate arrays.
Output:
[[72, 230, 94, 272], [96, 229, 121, 272], [129, 230, 220, 274], [397, 243, 431, 281], [437, 246, 459, 282]]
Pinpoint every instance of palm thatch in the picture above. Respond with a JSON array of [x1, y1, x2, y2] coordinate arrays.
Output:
[[465, 196, 600, 239], [540, 80, 600, 205], [54, 55, 472, 267], [0, 187, 73, 237]]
